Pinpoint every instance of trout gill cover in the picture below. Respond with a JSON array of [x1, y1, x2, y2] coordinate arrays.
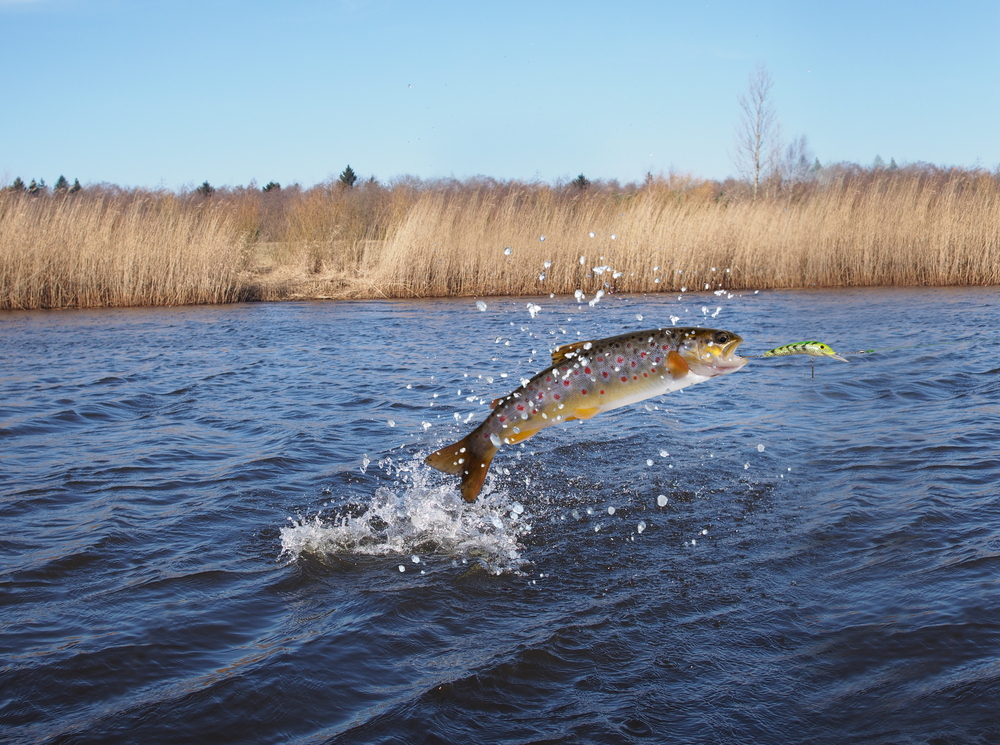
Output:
[[425, 327, 748, 501]]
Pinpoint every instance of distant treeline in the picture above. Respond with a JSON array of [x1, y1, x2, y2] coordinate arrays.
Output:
[[2, 162, 999, 309]]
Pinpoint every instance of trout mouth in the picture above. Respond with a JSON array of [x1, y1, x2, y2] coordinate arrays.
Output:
[[680, 332, 748, 376]]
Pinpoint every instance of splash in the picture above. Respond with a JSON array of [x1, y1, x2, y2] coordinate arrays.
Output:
[[279, 458, 531, 574]]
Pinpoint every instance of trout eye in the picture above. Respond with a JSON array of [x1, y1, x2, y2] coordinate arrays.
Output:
[[714, 332, 731, 344]]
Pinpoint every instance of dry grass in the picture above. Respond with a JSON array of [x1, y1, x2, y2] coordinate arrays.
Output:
[[2, 167, 999, 310], [368, 170, 1000, 297], [0, 191, 247, 309]]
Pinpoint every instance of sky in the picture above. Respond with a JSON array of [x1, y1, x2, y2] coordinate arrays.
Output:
[[2, 0, 999, 190]]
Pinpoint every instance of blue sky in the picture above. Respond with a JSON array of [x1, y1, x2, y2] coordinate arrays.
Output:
[[2, 0, 998, 189]]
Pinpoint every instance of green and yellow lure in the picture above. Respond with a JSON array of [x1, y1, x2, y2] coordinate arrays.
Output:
[[762, 341, 849, 362]]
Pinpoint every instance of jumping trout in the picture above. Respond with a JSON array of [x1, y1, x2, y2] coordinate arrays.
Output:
[[425, 326, 748, 501]]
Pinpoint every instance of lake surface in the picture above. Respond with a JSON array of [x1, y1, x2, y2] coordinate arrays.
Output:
[[2, 287, 999, 744]]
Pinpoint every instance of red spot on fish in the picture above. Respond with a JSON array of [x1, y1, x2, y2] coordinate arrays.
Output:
[[584, 366, 591, 374], [602, 371, 609, 378], [654, 356, 661, 363], [532, 408, 538, 414], [626, 343, 632, 348], [633, 375, 638, 380], [597, 356, 604, 362], [621, 376, 628, 382], [563, 380, 570, 387], [499, 416, 506, 422], [581, 389, 588, 395], [517, 404, 525, 411], [662, 344, 669, 350], [599, 389, 605, 395], [651, 367, 656, 373], [640, 352, 648, 359], [554, 393, 561, 400], [616, 356, 625, 364], [643, 373, 648, 377], [546, 376, 552, 382], [631, 361, 637, 368], [537, 392, 544, 399]]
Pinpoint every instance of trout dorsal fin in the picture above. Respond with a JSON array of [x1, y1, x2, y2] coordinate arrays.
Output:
[[551, 340, 595, 365]]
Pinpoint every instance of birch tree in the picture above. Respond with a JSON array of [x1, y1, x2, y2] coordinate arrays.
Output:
[[733, 64, 779, 200]]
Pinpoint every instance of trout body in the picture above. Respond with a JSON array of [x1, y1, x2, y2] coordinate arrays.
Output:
[[426, 327, 747, 501]]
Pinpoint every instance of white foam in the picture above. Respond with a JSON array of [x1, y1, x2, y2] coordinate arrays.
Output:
[[279, 458, 531, 574]]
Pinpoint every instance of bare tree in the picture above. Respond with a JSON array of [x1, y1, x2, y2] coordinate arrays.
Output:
[[781, 134, 815, 184], [733, 64, 780, 200]]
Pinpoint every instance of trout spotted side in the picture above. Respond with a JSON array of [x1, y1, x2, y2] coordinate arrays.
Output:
[[425, 327, 748, 502]]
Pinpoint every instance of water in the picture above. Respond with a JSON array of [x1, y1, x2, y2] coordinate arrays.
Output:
[[2, 288, 999, 744]]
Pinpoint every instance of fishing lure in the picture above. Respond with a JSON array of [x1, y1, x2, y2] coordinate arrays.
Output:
[[762, 341, 848, 362]]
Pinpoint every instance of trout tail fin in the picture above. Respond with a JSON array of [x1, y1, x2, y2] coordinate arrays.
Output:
[[425, 433, 498, 503]]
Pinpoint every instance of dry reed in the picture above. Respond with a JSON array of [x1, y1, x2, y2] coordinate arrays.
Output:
[[0, 191, 247, 309], [2, 167, 998, 310], [368, 170, 1000, 297]]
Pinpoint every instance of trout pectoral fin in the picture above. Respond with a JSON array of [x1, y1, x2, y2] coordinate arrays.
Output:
[[667, 350, 690, 379], [551, 340, 594, 365], [571, 406, 601, 420]]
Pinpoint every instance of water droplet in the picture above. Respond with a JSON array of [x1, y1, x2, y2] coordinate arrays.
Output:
[[646, 459, 653, 466], [744, 462, 750, 469], [490, 433, 502, 447], [757, 444, 765, 452], [659, 449, 669, 457], [579, 256, 586, 265], [637, 521, 646, 534], [657, 495, 668, 507], [543, 260, 551, 268], [539, 235, 546, 241], [387, 420, 395, 427], [589, 231, 595, 238], [610, 234, 617, 240], [512, 502, 524, 514], [504, 246, 512, 255], [476, 300, 488, 311], [607, 506, 616, 515], [398, 565, 405, 572], [680, 286, 687, 292], [636, 314, 644, 321]]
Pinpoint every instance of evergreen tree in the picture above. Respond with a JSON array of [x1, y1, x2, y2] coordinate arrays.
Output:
[[571, 173, 590, 189], [339, 165, 358, 188], [10, 177, 26, 192], [873, 155, 886, 169], [69, 178, 82, 194], [27, 179, 44, 195], [263, 181, 281, 192], [196, 181, 215, 197], [54, 175, 70, 193], [888, 158, 898, 171]]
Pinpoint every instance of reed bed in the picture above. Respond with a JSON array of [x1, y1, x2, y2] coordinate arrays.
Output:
[[368, 170, 1000, 297], [0, 192, 247, 309], [2, 167, 998, 310]]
